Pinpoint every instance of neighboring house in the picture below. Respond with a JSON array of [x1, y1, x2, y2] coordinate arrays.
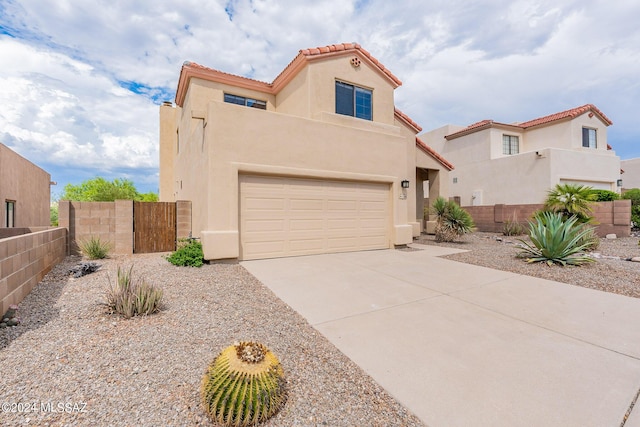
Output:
[[621, 158, 640, 190], [420, 104, 621, 206], [0, 142, 51, 227], [159, 43, 453, 261]]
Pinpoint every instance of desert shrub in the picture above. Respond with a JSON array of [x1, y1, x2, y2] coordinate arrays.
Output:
[[544, 183, 595, 223], [431, 197, 474, 242], [166, 238, 204, 267], [79, 236, 111, 259], [517, 211, 595, 266], [622, 188, 640, 228], [577, 226, 600, 252], [589, 189, 620, 201], [201, 341, 287, 426], [502, 211, 526, 236], [104, 265, 163, 318]]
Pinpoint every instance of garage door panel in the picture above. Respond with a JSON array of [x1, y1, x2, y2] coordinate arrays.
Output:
[[327, 200, 358, 211], [327, 237, 360, 249], [240, 175, 390, 260], [289, 219, 324, 231], [327, 218, 359, 230], [244, 197, 286, 211], [290, 199, 324, 211], [244, 219, 285, 232]]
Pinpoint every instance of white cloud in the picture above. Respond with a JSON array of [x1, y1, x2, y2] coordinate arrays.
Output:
[[1, 0, 639, 194]]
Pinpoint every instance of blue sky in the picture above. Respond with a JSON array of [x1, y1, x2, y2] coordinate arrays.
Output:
[[1, 0, 639, 197]]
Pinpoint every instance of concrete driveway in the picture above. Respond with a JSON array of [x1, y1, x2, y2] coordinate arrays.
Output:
[[241, 244, 640, 427]]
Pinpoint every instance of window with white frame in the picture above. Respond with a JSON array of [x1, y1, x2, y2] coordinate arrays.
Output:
[[223, 93, 267, 110], [335, 81, 372, 120], [582, 127, 596, 148], [502, 135, 519, 155]]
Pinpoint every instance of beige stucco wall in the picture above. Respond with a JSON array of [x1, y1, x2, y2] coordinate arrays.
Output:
[[621, 158, 640, 189], [420, 112, 620, 206], [161, 55, 435, 259], [0, 143, 51, 227]]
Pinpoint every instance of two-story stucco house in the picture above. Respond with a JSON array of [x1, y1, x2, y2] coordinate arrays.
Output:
[[620, 158, 640, 190], [159, 43, 453, 261], [420, 104, 621, 207], [0, 142, 51, 228]]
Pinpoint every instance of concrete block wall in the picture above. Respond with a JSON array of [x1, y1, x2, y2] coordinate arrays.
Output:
[[0, 227, 67, 316], [58, 200, 192, 255], [464, 200, 631, 237], [115, 200, 133, 255], [59, 201, 116, 254], [176, 200, 192, 240]]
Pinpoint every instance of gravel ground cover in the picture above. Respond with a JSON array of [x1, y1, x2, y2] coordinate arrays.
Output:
[[415, 231, 640, 298], [0, 254, 423, 427]]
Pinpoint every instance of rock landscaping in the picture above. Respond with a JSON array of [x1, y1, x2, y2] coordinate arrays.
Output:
[[416, 231, 640, 298], [0, 254, 423, 427]]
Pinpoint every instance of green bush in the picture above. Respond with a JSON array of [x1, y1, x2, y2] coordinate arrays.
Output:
[[589, 189, 620, 201], [431, 197, 475, 242], [517, 212, 595, 266], [544, 183, 595, 223], [79, 236, 111, 259], [104, 265, 163, 318], [166, 238, 204, 267], [622, 188, 640, 228]]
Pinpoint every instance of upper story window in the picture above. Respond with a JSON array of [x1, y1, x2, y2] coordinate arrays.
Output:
[[335, 81, 372, 120], [582, 127, 597, 148], [502, 135, 519, 155], [224, 93, 267, 110]]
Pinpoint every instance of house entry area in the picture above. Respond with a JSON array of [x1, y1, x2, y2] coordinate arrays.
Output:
[[239, 175, 391, 260]]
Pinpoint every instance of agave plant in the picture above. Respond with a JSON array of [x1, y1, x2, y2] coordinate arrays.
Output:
[[517, 212, 596, 266], [544, 183, 596, 223], [431, 197, 475, 242], [201, 341, 287, 426]]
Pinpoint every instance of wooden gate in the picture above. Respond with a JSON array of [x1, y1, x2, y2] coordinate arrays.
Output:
[[133, 202, 176, 253]]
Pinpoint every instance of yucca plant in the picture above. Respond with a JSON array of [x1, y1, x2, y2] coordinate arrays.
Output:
[[79, 236, 111, 259], [201, 341, 287, 426], [104, 265, 163, 318], [517, 212, 596, 266], [431, 197, 475, 242], [544, 183, 596, 223], [502, 211, 526, 236]]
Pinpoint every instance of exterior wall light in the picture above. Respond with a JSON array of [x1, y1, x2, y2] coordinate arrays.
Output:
[[401, 180, 410, 189], [617, 179, 623, 187]]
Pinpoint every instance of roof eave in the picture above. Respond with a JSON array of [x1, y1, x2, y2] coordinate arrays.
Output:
[[174, 62, 273, 107]]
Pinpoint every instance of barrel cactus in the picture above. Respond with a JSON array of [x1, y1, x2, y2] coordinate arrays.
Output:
[[201, 341, 287, 426]]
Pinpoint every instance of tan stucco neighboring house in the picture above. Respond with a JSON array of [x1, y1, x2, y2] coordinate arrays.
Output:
[[159, 43, 453, 261], [621, 158, 640, 190], [0, 142, 51, 227], [420, 104, 621, 207]]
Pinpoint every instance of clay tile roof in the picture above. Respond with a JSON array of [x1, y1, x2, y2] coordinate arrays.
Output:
[[416, 137, 455, 171], [518, 104, 613, 128], [444, 104, 613, 140], [176, 43, 402, 105], [445, 120, 495, 140], [298, 42, 402, 87], [394, 108, 422, 133]]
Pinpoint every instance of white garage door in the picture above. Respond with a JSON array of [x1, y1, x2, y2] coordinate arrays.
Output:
[[240, 175, 391, 260]]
